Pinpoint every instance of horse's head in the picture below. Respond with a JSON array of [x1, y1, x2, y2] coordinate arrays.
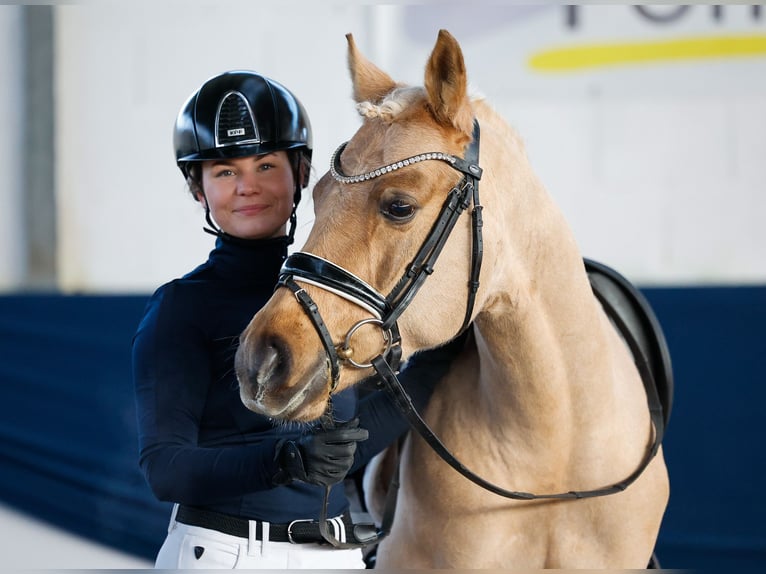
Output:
[[236, 30, 496, 422]]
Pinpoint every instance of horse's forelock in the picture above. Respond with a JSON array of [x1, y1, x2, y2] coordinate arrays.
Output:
[[356, 84, 486, 131], [355, 86, 423, 122]]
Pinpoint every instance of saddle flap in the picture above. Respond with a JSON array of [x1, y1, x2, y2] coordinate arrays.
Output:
[[584, 258, 674, 430]]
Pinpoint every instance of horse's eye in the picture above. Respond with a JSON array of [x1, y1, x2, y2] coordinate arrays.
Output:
[[382, 198, 416, 221]]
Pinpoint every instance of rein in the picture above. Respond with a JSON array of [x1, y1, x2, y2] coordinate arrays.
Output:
[[274, 119, 664, 548], [276, 121, 482, 548]]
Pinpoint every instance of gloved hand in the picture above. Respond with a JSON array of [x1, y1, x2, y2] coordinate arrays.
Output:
[[272, 418, 369, 487]]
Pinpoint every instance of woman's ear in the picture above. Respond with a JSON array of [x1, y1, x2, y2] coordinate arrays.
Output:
[[195, 191, 207, 207]]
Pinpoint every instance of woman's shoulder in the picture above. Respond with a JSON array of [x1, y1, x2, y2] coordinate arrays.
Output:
[[138, 274, 201, 323], [147, 274, 214, 312]]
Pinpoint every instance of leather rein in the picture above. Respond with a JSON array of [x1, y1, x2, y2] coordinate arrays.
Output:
[[274, 119, 664, 548]]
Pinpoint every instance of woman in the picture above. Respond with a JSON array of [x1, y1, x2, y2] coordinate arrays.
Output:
[[132, 70, 456, 569]]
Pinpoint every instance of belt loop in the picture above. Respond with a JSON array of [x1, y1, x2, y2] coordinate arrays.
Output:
[[168, 503, 179, 533], [261, 521, 270, 556], [248, 520, 258, 557], [332, 516, 346, 543]]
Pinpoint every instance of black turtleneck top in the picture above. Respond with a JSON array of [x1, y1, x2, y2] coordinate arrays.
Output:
[[132, 235, 451, 523]]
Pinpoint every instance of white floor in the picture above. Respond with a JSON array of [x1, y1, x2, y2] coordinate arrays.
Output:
[[0, 502, 153, 569]]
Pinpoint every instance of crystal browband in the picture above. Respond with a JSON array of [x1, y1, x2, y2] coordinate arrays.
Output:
[[330, 141, 458, 184]]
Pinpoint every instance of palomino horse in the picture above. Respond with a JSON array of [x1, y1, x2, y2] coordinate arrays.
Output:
[[235, 30, 669, 568]]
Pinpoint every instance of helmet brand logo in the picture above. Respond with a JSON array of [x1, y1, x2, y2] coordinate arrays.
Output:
[[215, 90, 260, 148]]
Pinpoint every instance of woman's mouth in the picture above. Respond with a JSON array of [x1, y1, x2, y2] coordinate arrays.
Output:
[[235, 204, 268, 215]]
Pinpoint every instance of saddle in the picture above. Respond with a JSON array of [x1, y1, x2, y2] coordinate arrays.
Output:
[[584, 258, 673, 430]]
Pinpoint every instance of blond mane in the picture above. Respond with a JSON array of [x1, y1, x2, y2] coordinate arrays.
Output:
[[355, 86, 422, 121], [356, 84, 486, 123]]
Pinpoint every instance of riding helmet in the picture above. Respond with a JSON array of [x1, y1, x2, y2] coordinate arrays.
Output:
[[173, 70, 312, 187]]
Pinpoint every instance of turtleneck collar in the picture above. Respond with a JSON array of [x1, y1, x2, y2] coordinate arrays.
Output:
[[207, 234, 289, 283]]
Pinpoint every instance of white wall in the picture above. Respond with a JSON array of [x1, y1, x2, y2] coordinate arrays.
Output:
[[0, 6, 24, 290], [54, 0, 373, 292], [41, 2, 766, 290]]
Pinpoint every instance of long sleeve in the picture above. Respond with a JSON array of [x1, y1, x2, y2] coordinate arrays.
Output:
[[131, 238, 352, 523], [132, 284, 282, 505]]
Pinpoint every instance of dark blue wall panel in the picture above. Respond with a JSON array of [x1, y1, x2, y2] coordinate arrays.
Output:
[[1, 287, 764, 567], [0, 294, 170, 560], [643, 286, 766, 570]]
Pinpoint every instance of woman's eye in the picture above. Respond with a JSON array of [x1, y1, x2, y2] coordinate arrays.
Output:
[[383, 198, 416, 221], [215, 169, 235, 178]]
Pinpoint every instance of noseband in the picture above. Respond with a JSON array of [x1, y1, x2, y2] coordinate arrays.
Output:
[[277, 120, 483, 390]]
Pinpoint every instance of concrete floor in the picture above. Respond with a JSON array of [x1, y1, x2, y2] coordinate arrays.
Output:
[[0, 502, 152, 569]]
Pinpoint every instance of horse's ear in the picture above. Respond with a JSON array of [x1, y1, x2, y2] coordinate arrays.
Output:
[[424, 29, 474, 135], [346, 33, 397, 104]]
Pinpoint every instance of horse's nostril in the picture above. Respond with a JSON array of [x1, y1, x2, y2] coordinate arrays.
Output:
[[253, 336, 290, 388]]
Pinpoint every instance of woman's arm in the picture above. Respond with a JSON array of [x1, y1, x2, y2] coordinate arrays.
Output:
[[132, 285, 282, 504]]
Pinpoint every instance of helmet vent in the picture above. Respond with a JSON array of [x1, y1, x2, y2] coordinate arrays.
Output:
[[215, 91, 260, 148]]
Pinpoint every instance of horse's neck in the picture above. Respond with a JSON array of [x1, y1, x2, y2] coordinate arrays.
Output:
[[475, 263, 607, 415], [472, 188, 637, 445], [466, 246, 653, 493], [469, 123, 627, 430]]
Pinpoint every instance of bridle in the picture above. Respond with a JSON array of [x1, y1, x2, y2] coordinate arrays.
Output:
[[277, 120, 484, 392], [274, 119, 664, 548], [274, 121, 482, 548]]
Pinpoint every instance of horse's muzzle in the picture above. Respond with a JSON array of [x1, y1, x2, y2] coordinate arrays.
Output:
[[235, 332, 329, 422]]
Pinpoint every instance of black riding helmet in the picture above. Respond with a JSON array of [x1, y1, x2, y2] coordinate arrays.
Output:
[[173, 70, 313, 243]]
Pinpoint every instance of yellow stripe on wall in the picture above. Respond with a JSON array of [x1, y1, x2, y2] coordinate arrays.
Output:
[[530, 35, 766, 72]]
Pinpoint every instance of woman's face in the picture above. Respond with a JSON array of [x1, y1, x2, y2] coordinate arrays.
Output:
[[199, 151, 295, 240]]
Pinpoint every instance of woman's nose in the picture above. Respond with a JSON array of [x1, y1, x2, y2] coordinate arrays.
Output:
[[236, 173, 258, 195]]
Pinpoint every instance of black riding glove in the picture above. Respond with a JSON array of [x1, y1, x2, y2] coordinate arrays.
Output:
[[272, 418, 369, 487]]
